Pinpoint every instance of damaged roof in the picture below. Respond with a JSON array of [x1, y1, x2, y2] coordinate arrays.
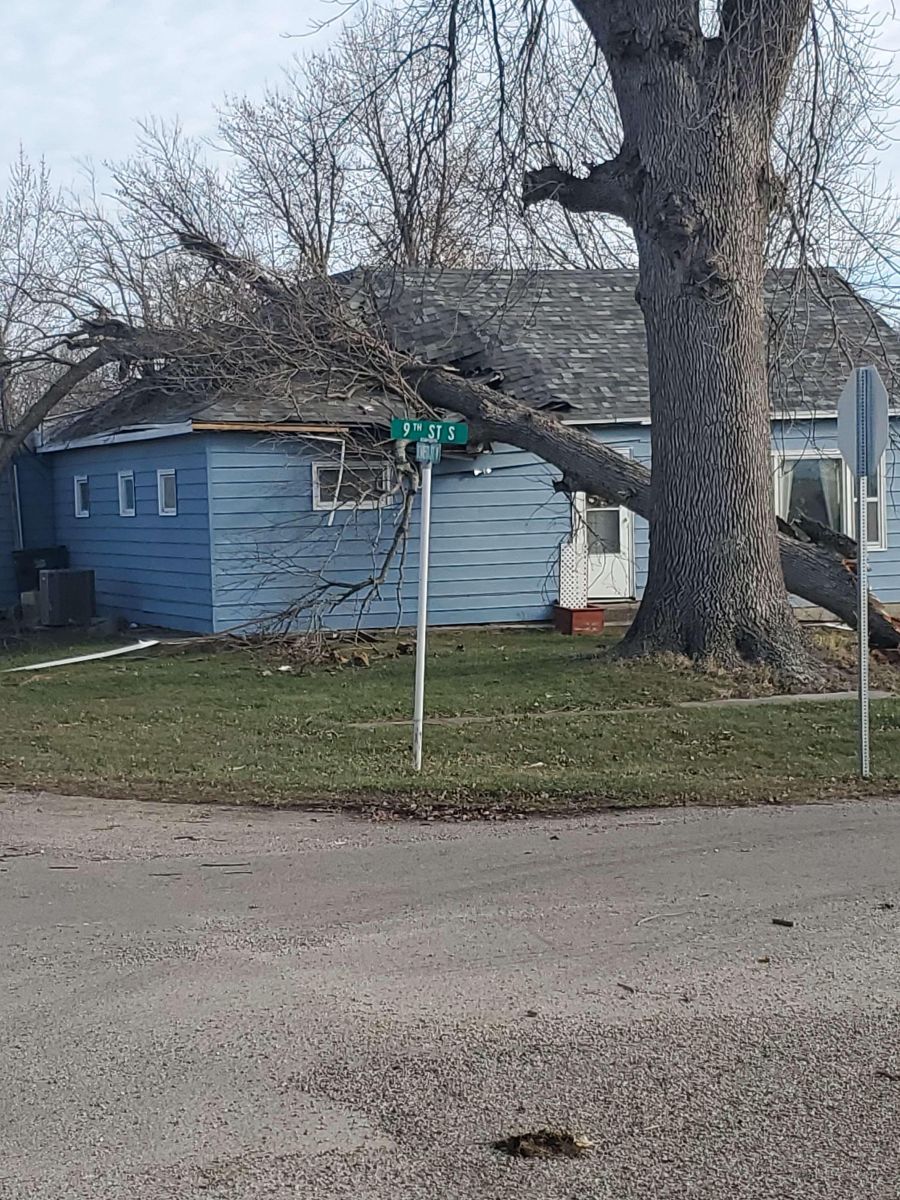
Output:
[[374, 267, 900, 419], [48, 267, 900, 444]]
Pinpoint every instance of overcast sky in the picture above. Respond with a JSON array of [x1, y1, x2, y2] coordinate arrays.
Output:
[[2, 0, 899, 185], [0, 0, 338, 179]]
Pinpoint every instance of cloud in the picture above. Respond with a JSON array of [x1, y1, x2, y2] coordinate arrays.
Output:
[[0, 0, 336, 179], [3, 0, 899, 189]]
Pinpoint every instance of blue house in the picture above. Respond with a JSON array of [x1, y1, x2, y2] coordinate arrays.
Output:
[[6, 269, 899, 634]]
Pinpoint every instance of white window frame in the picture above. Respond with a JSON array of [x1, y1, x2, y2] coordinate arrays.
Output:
[[157, 468, 177, 516], [311, 458, 393, 512], [73, 475, 90, 518], [773, 449, 887, 552], [117, 470, 136, 517]]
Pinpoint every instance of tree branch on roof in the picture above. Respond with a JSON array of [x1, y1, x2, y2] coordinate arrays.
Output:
[[176, 231, 290, 302]]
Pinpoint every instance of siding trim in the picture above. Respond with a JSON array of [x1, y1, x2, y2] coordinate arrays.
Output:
[[10, 464, 24, 549], [205, 443, 219, 621], [564, 416, 652, 427]]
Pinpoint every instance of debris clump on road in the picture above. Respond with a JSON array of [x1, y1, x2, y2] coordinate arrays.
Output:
[[492, 1128, 594, 1159]]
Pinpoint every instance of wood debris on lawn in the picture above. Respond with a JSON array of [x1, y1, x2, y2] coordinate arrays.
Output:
[[364, 800, 532, 822], [241, 629, 398, 674]]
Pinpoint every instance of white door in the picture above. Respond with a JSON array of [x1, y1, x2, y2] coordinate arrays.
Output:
[[576, 493, 635, 600]]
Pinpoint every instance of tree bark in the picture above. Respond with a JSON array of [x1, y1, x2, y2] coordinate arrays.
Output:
[[626, 133, 804, 665], [413, 368, 900, 651]]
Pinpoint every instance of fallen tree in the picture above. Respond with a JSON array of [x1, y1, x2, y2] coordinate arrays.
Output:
[[412, 366, 900, 650], [147, 231, 900, 654]]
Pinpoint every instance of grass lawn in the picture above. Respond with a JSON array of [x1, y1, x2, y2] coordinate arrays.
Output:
[[2, 626, 900, 813]]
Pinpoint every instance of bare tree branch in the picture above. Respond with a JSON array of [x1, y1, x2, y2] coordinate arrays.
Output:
[[523, 150, 638, 221]]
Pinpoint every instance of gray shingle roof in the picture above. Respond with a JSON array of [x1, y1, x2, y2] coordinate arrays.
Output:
[[375, 267, 900, 418], [49, 267, 900, 443]]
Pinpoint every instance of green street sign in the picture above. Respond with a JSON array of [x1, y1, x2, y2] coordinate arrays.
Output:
[[391, 417, 469, 446]]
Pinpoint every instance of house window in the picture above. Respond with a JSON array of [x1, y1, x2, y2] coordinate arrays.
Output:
[[157, 469, 177, 516], [774, 452, 886, 550], [854, 469, 884, 547], [312, 458, 393, 511], [118, 471, 136, 517], [74, 475, 90, 518], [776, 456, 846, 532], [586, 502, 621, 555]]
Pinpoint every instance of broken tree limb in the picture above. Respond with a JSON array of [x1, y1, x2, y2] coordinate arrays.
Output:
[[412, 367, 900, 650], [0, 345, 112, 474], [522, 150, 639, 222]]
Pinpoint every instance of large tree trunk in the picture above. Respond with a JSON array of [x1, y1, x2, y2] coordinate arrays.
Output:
[[625, 125, 806, 666]]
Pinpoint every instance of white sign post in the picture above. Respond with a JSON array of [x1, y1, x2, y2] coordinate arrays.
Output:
[[391, 419, 469, 771], [411, 439, 440, 771], [837, 365, 889, 779]]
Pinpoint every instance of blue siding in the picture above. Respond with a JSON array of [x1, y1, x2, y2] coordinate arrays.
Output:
[[616, 418, 900, 609], [27, 413, 900, 635], [206, 433, 572, 632], [49, 437, 213, 632]]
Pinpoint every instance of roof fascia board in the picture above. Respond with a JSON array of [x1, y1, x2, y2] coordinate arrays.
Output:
[[38, 421, 194, 453]]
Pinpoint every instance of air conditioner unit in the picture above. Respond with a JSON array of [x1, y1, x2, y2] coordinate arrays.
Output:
[[38, 569, 96, 627]]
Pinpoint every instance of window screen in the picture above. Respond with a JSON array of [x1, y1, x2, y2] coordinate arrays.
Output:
[[855, 469, 882, 546], [157, 470, 177, 515], [313, 460, 390, 509], [586, 505, 621, 555], [776, 456, 884, 549], [74, 476, 90, 517], [118, 472, 136, 516], [778, 458, 845, 533]]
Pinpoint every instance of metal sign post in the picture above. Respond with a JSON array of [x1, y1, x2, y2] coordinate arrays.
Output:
[[837, 365, 889, 779], [856, 372, 871, 779], [412, 439, 439, 771], [392, 418, 469, 771]]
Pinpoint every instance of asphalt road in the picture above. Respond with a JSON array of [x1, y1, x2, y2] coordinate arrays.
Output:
[[2, 792, 900, 1199]]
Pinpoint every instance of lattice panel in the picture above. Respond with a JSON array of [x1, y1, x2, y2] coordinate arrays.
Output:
[[558, 539, 588, 609]]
